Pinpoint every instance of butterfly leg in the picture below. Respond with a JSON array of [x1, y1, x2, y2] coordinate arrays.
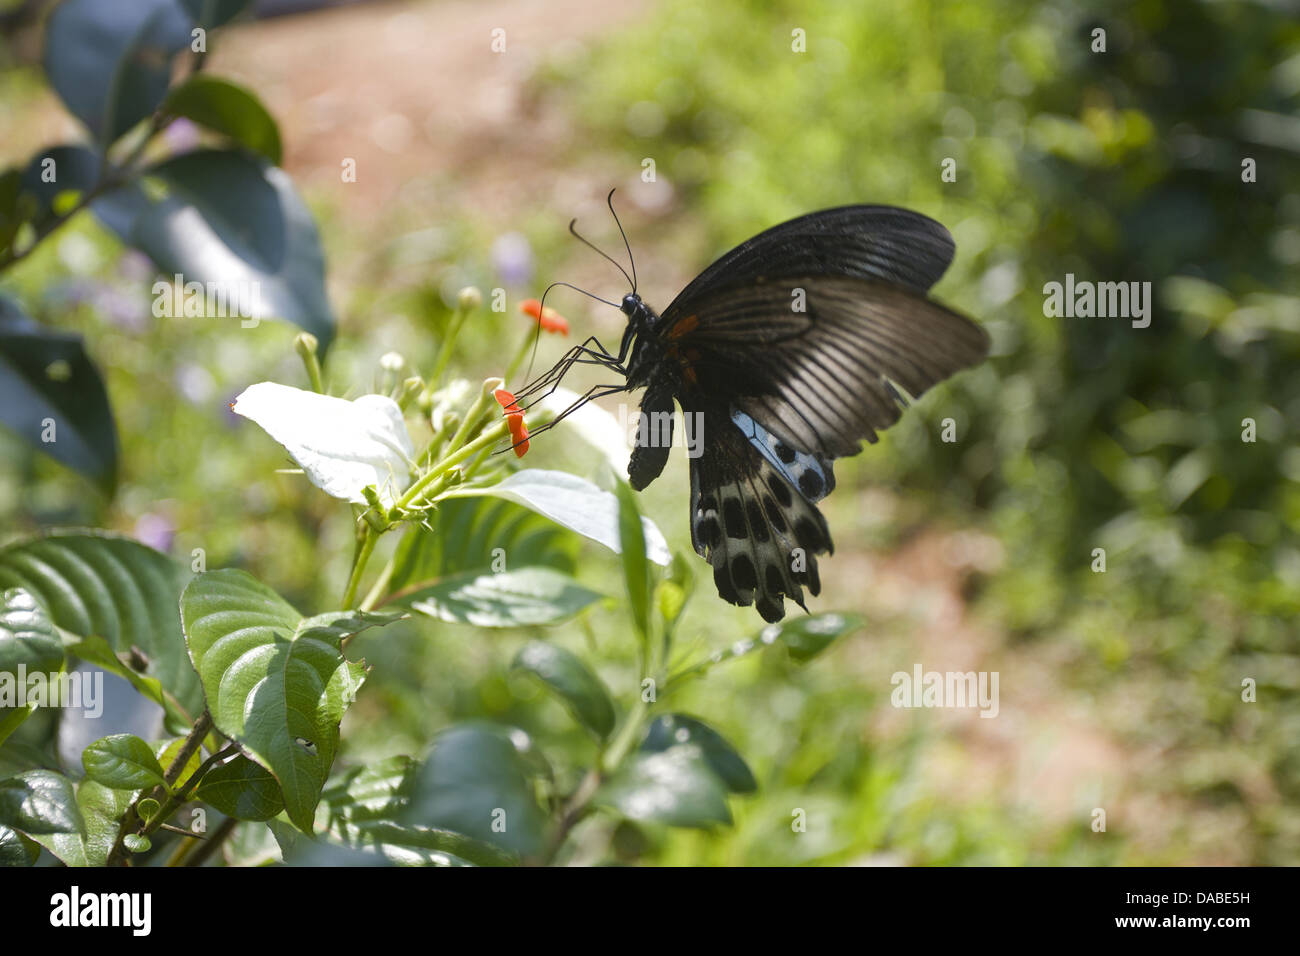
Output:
[[514, 336, 624, 403]]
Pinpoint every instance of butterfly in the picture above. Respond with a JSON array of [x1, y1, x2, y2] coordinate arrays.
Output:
[[515, 192, 989, 622]]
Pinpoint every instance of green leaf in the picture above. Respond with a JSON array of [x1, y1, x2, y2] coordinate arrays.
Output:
[[406, 723, 548, 859], [512, 641, 616, 739], [443, 469, 670, 565], [0, 770, 83, 835], [180, 569, 397, 831], [123, 833, 151, 853], [195, 755, 285, 821], [155, 736, 202, 785], [397, 566, 602, 628], [614, 479, 652, 642], [0, 824, 41, 867], [672, 613, 864, 686], [0, 706, 33, 750], [0, 589, 64, 742], [65, 634, 168, 716], [43, 0, 193, 144], [18, 145, 149, 241], [162, 75, 282, 164], [82, 734, 168, 791], [641, 714, 757, 794], [386, 496, 577, 593], [0, 295, 118, 493], [769, 612, 863, 662], [0, 531, 200, 718], [136, 798, 161, 823], [317, 758, 516, 867], [597, 746, 732, 828], [657, 552, 696, 629], [125, 149, 336, 348], [224, 820, 281, 866], [29, 780, 133, 866]]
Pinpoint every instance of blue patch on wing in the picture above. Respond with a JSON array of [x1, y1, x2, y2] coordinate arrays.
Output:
[[730, 408, 836, 503]]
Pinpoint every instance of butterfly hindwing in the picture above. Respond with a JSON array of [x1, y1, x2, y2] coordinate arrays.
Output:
[[688, 407, 830, 622], [730, 408, 835, 502]]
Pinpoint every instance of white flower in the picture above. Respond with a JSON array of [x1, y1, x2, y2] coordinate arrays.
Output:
[[232, 382, 416, 507]]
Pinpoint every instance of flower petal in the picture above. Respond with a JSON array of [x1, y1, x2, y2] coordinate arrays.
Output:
[[232, 382, 415, 506]]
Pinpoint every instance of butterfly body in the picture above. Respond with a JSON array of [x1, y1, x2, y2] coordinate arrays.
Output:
[[538, 203, 989, 622]]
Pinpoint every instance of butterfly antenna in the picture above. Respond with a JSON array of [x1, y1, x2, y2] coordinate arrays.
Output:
[[606, 187, 636, 293], [569, 217, 634, 292]]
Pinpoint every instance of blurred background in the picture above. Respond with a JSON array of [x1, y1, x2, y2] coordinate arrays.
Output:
[[1, 0, 1297, 864]]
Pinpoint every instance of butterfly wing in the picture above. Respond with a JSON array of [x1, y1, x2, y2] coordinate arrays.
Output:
[[666, 275, 989, 460], [662, 205, 957, 317], [687, 403, 831, 623]]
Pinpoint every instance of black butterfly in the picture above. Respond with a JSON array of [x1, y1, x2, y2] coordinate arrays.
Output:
[[516, 193, 989, 622]]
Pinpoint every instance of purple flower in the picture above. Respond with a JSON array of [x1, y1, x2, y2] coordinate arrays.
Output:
[[133, 513, 174, 554], [491, 232, 534, 286], [163, 118, 201, 154]]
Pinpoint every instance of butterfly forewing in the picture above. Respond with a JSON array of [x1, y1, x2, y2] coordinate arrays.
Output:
[[667, 276, 989, 459], [661, 204, 957, 326]]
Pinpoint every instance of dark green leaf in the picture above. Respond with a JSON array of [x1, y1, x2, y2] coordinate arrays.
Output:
[[29, 780, 133, 866], [0, 824, 41, 867], [18, 145, 148, 241], [126, 149, 336, 347], [82, 734, 168, 790], [195, 755, 285, 821], [298, 757, 518, 866], [405, 723, 548, 859], [397, 566, 602, 628], [163, 75, 282, 164], [0, 532, 200, 718], [0, 587, 61, 673], [43, 0, 193, 144], [642, 714, 757, 793], [0, 770, 83, 835], [512, 641, 616, 739], [597, 746, 732, 828], [180, 569, 397, 831], [0, 296, 118, 493], [386, 496, 577, 593]]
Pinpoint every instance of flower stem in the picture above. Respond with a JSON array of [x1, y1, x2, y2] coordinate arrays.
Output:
[[342, 526, 378, 609]]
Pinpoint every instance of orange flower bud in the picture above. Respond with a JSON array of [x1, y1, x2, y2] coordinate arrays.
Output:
[[520, 298, 570, 335], [506, 412, 530, 457]]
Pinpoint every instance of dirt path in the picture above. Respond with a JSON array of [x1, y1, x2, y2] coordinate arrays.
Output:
[[210, 0, 650, 225]]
